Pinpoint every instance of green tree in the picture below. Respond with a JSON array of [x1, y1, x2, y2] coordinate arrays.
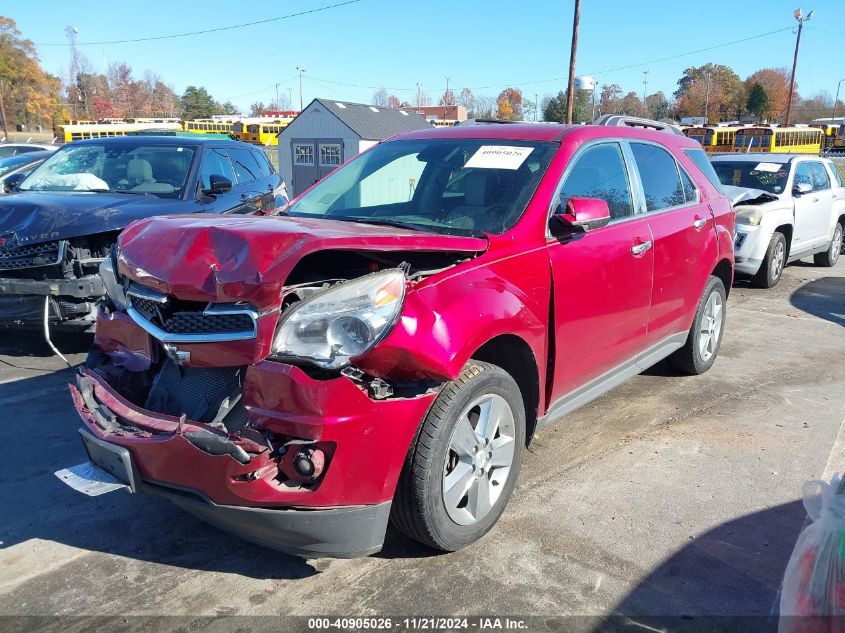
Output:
[[543, 90, 591, 123], [745, 82, 769, 119], [180, 86, 219, 120]]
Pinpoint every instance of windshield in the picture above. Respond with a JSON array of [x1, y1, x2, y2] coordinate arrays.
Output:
[[286, 138, 557, 236], [19, 141, 197, 197], [712, 160, 789, 194]]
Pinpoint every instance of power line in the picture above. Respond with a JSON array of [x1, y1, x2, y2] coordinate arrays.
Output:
[[223, 75, 299, 102], [35, 0, 362, 46]]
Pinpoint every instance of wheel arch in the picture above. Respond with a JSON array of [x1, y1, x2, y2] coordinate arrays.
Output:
[[774, 223, 794, 260], [470, 333, 541, 445], [711, 258, 734, 298]]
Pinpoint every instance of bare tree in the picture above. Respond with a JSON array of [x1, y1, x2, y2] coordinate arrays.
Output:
[[372, 87, 389, 107]]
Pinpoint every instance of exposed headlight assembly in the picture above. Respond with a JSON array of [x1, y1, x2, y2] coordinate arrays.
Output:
[[99, 247, 127, 310], [735, 206, 764, 226], [270, 269, 406, 369]]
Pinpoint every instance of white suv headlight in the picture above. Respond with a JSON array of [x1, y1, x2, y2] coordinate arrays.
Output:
[[735, 206, 763, 226], [270, 269, 406, 369]]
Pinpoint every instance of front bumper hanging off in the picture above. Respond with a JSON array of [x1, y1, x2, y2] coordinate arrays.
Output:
[[69, 360, 437, 558]]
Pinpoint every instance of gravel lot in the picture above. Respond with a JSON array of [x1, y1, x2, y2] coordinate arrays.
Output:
[[0, 257, 843, 631]]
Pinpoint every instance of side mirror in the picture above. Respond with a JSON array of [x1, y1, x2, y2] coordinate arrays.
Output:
[[793, 181, 812, 196], [553, 196, 612, 232], [206, 175, 233, 195], [3, 173, 26, 193]]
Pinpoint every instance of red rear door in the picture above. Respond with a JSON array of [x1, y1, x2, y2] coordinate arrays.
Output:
[[628, 141, 718, 347]]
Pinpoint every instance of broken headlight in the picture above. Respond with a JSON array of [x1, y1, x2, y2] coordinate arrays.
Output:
[[735, 206, 764, 226], [99, 251, 127, 311], [270, 269, 405, 369]]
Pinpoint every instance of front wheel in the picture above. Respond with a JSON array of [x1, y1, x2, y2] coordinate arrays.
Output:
[[391, 361, 525, 552], [669, 275, 727, 375], [813, 222, 842, 267], [752, 231, 787, 288]]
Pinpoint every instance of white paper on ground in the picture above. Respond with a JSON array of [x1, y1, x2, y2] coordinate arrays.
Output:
[[754, 162, 781, 173], [464, 145, 534, 170], [55, 462, 129, 496]]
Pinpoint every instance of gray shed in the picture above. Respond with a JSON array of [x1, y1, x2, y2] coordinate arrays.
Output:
[[278, 98, 430, 197]]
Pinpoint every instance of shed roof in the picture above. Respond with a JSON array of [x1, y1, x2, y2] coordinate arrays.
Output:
[[310, 98, 431, 140]]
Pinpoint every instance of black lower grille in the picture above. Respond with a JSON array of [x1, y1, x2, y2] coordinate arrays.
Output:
[[165, 311, 255, 334], [144, 360, 244, 424], [0, 241, 63, 271]]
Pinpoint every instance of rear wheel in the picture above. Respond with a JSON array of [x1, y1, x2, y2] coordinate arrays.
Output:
[[813, 222, 842, 267], [752, 231, 787, 288], [391, 361, 525, 552], [669, 275, 727, 376]]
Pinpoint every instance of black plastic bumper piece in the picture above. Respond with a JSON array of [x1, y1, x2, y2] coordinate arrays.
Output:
[[148, 483, 392, 558], [0, 274, 106, 298]]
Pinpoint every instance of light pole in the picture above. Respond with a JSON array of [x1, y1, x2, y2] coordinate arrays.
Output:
[[831, 78, 843, 123], [642, 70, 649, 103], [296, 67, 307, 111], [785, 8, 813, 125]]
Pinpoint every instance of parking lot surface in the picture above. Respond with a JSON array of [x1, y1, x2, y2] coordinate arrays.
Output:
[[0, 259, 843, 628]]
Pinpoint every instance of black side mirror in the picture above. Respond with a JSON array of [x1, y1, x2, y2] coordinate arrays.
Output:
[[3, 173, 26, 193], [204, 175, 233, 195]]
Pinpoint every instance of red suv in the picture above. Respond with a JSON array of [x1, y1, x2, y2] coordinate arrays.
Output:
[[66, 116, 734, 557]]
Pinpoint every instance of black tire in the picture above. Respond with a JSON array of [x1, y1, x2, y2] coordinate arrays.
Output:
[[813, 222, 842, 267], [391, 361, 525, 552], [669, 275, 727, 376], [752, 231, 787, 288]]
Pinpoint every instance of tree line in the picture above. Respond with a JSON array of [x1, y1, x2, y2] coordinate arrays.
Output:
[[374, 63, 845, 125]]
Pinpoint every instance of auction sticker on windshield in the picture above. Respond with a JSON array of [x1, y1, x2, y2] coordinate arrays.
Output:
[[465, 145, 534, 170]]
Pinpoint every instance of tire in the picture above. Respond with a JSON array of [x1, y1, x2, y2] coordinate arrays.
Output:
[[391, 361, 525, 552], [669, 275, 727, 376], [752, 231, 787, 288], [813, 222, 842, 267]]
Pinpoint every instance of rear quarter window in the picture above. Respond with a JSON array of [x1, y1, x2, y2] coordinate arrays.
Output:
[[685, 149, 724, 193]]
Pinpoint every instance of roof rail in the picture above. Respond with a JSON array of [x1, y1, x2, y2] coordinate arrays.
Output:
[[592, 114, 685, 136], [458, 118, 520, 125]]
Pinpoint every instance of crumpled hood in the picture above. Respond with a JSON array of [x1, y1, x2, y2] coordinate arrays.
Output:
[[117, 214, 488, 308], [722, 185, 782, 206], [0, 191, 185, 246]]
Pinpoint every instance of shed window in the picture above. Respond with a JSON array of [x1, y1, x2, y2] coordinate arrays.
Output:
[[320, 144, 342, 166], [295, 144, 314, 165]]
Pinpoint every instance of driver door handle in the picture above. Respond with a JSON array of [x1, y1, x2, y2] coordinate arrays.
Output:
[[693, 217, 707, 229], [631, 240, 652, 256]]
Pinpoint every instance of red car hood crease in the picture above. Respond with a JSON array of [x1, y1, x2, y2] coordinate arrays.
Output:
[[117, 215, 488, 308]]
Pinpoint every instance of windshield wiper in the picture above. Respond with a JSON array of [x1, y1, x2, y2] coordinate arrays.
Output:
[[87, 189, 152, 196], [339, 217, 426, 232]]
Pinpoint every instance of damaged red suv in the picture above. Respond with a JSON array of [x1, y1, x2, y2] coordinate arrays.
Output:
[[66, 116, 734, 557]]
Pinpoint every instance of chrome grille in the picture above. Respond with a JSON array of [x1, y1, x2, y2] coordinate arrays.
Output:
[[0, 241, 64, 271], [126, 283, 259, 343]]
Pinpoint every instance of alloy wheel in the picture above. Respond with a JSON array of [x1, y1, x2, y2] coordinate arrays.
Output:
[[698, 291, 724, 362], [771, 240, 785, 281], [442, 393, 516, 526], [831, 225, 842, 265]]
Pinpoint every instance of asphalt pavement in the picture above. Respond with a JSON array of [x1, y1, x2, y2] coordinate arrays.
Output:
[[0, 258, 843, 632]]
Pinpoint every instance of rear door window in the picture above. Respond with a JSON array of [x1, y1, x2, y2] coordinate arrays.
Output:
[[684, 148, 723, 192], [559, 142, 634, 219], [631, 143, 686, 211], [227, 147, 262, 184]]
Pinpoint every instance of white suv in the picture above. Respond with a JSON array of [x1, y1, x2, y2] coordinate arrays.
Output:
[[712, 154, 844, 287]]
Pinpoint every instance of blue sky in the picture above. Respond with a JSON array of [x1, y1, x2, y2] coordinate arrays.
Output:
[[7, 0, 844, 112]]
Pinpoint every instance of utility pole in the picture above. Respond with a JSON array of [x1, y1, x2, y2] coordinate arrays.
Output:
[[832, 78, 843, 123], [275, 83, 279, 110], [65, 25, 81, 117], [704, 70, 712, 122], [416, 82, 421, 110], [445, 75, 450, 104], [785, 8, 813, 125], [565, 0, 581, 124], [0, 88, 7, 141], [535, 93, 539, 121], [296, 67, 306, 111], [642, 70, 649, 103]]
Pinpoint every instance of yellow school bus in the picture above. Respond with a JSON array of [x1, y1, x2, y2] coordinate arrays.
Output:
[[182, 120, 235, 136], [56, 121, 182, 142], [683, 126, 743, 152], [811, 124, 838, 151], [245, 121, 295, 145], [733, 126, 823, 154]]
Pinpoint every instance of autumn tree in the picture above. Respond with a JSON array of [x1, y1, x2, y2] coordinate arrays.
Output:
[[387, 94, 401, 109], [439, 88, 456, 106], [745, 82, 769, 119], [496, 87, 523, 121], [744, 68, 792, 122], [674, 64, 743, 122], [372, 87, 388, 107], [598, 84, 623, 115], [0, 16, 61, 134], [248, 101, 266, 117]]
